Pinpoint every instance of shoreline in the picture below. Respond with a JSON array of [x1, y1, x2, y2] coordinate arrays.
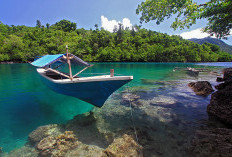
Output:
[[1, 61, 232, 64]]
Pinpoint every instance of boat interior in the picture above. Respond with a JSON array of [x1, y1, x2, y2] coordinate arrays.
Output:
[[44, 70, 79, 80]]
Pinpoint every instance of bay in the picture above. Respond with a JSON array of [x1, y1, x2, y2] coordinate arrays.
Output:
[[0, 62, 231, 153]]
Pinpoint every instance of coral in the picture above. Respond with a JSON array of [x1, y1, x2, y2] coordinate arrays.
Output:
[[104, 134, 143, 157]]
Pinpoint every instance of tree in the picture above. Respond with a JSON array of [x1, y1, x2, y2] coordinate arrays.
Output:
[[46, 23, 50, 29], [36, 20, 41, 28], [136, 0, 232, 39], [53, 19, 77, 32], [113, 25, 118, 33], [94, 24, 99, 31]]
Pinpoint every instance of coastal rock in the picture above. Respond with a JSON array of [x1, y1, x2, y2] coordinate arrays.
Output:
[[104, 134, 143, 157], [188, 128, 232, 157], [28, 124, 64, 146], [188, 81, 214, 96], [216, 77, 224, 82], [215, 81, 232, 90], [207, 84, 232, 125], [222, 68, 232, 82]]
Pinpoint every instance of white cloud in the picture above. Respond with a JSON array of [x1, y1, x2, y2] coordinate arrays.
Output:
[[178, 28, 232, 45], [179, 28, 214, 39], [101, 16, 133, 32]]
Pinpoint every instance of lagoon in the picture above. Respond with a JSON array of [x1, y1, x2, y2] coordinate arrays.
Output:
[[0, 62, 231, 155]]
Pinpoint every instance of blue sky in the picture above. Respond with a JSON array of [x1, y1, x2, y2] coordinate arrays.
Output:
[[0, 0, 231, 45]]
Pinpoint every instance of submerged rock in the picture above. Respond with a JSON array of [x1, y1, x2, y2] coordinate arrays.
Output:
[[65, 144, 106, 157], [188, 81, 214, 96], [36, 130, 109, 157], [122, 93, 140, 102], [104, 134, 143, 157], [188, 128, 232, 157], [7, 146, 38, 157], [37, 131, 78, 157], [28, 124, 64, 146]]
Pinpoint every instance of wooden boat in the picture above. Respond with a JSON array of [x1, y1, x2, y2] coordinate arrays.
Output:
[[173, 67, 209, 77], [31, 46, 133, 107]]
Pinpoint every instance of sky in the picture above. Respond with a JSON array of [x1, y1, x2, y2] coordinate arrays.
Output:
[[0, 0, 231, 45]]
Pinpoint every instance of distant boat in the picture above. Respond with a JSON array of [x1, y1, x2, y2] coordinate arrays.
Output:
[[31, 46, 133, 107]]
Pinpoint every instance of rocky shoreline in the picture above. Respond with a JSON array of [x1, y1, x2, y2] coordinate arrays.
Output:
[[1, 68, 232, 157], [188, 68, 232, 157]]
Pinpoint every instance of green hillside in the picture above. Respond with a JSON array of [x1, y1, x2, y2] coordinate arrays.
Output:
[[189, 37, 232, 54], [0, 20, 232, 62]]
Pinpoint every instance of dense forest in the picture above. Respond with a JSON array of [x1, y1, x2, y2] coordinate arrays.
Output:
[[0, 19, 231, 62]]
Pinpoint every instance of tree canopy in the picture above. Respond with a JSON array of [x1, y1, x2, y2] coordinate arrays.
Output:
[[136, 0, 232, 39], [0, 20, 231, 62]]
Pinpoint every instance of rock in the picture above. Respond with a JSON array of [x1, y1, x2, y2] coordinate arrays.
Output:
[[207, 84, 232, 125], [122, 93, 140, 102], [104, 134, 143, 157], [66, 112, 96, 128], [37, 131, 107, 157], [188, 81, 214, 96], [7, 146, 38, 157], [222, 68, 232, 82], [215, 81, 232, 90], [66, 144, 107, 157], [188, 128, 232, 157], [37, 136, 57, 156], [216, 77, 224, 82], [121, 93, 141, 107], [37, 131, 78, 157], [28, 124, 63, 146]]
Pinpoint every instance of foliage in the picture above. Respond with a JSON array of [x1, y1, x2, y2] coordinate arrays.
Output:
[[136, 0, 232, 39], [52, 19, 77, 32], [0, 20, 231, 62]]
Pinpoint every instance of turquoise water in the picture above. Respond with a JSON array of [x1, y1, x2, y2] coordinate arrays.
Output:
[[0, 62, 231, 152]]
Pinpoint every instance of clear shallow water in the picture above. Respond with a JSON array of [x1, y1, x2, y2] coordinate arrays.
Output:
[[0, 62, 231, 152]]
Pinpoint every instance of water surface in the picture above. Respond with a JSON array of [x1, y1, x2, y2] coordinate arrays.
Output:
[[0, 62, 231, 153]]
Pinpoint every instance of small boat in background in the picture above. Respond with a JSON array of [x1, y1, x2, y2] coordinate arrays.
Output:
[[173, 67, 209, 77], [31, 46, 133, 107]]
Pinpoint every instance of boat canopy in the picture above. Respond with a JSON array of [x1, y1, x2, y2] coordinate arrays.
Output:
[[31, 54, 91, 68]]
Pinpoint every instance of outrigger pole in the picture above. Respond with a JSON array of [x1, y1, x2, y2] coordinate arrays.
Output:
[[66, 45, 73, 80]]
